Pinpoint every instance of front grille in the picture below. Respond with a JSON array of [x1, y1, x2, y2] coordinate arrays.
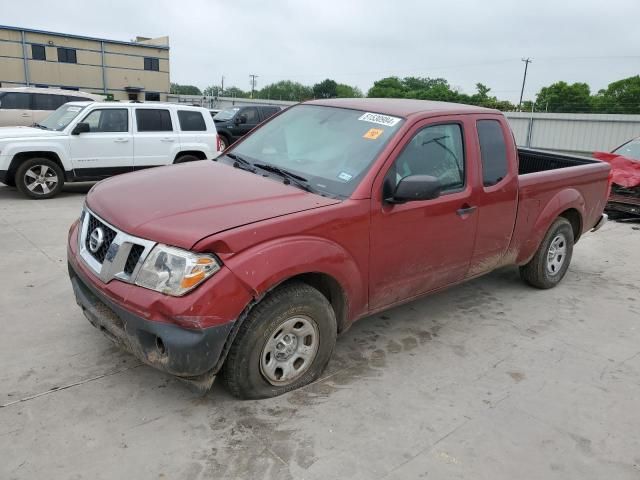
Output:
[[85, 214, 117, 263], [124, 244, 145, 275]]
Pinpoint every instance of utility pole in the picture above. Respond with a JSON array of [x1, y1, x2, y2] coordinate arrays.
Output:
[[518, 58, 532, 111], [220, 75, 224, 96], [249, 74, 258, 99]]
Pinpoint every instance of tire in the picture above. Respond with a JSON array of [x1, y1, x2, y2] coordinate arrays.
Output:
[[218, 135, 230, 151], [223, 281, 337, 399], [520, 217, 574, 289], [15, 158, 64, 199], [174, 154, 200, 164]]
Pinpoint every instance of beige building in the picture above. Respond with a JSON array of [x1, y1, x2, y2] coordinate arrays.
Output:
[[0, 25, 170, 101]]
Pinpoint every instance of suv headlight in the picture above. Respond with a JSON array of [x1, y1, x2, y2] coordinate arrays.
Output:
[[135, 244, 221, 296]]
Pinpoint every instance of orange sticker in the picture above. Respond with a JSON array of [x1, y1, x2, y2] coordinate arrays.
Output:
[[363, 128, 384, 140]]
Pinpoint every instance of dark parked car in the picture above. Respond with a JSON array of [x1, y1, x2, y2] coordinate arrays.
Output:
[[212, 105, 282, 150]]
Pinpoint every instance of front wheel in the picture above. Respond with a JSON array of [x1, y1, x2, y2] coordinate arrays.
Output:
[[223, 282, 337, 399], [520, 217, 574, 289], [15, 158, 64, 199]]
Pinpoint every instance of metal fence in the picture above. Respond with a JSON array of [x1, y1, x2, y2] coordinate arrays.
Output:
[[504, 112, 640, 155]]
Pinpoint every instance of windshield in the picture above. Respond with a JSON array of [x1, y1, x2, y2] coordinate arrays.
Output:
[[213, 107, 240, 121], [40, 104, 88, 131], [613, 139, 640, 161], [228, 104, 404, 197]]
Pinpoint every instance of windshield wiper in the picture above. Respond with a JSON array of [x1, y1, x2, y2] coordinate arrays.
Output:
[[225, 152, 256, 172], [32, 123, 49, 130], [253, 163, 314, 192]]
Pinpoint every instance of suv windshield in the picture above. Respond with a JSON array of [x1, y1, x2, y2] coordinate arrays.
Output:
[[40, 104, 88, 131], [213, 107, 240, 121], [228, 104, 404, 197], [614, 139, 640, 161]]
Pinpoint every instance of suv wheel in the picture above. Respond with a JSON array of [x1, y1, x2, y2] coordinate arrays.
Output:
[[174, 154, 200, 164], [223, 281, 337, 399], [218, 135, 229, 151], [15, 158, 64, 199]]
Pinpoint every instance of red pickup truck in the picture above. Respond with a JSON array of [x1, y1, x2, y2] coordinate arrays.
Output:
[[67, 99, 610, 399]]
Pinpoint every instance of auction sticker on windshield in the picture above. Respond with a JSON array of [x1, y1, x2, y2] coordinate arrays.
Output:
[[363, 128, 384, 140], [358, 112, 401, 127]]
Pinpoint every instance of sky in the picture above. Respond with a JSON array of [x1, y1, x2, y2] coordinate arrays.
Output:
[[3, 0, 640, 103]]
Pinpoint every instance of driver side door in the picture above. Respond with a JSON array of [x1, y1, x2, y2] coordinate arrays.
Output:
[[369, 118, 479, 310]]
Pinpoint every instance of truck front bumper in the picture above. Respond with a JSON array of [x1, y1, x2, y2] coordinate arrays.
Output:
[[69, 261, 234, 379], [591, 213, 608, 232]]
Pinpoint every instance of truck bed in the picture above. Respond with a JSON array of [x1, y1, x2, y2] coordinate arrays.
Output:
[[518, 148, 599, 175]]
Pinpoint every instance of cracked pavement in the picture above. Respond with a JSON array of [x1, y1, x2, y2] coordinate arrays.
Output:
[[1, 183, 640, 479]]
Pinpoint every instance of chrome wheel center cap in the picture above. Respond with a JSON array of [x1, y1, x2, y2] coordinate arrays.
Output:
[[275, 334, 298, 360]]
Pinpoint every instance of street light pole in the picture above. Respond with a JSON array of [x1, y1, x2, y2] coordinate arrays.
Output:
[[518, 58, 532, 111]]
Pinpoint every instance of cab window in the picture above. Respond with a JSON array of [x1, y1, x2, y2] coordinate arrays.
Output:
[[391, 123, 465, 193], [241, 107, 259, 124]]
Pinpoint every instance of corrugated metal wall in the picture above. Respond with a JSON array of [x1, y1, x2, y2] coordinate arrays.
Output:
[[505, 112, 640, 154]]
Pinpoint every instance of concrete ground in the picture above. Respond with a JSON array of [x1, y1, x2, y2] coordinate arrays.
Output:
[[1, 182, 639, 480]]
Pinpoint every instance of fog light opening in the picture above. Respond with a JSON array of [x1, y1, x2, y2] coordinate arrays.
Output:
[[156, 336, 166, 355]]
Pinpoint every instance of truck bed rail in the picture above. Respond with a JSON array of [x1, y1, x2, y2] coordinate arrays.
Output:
[[518, 148, 599, 175]]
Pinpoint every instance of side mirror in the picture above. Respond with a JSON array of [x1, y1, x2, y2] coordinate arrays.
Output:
[[72, 122, 90, 135], [387, 175, 441, 203]]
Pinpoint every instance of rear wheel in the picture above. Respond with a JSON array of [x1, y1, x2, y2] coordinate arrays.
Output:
[[15, 158, 64, 199], [520, 217, 574, 289], [218, 135, 230, 151], [174, 154, 200, 164], [223, 281, 337, 399]]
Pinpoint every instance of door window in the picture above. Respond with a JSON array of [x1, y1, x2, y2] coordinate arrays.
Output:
[[81, 109, 128, 132], [242, 107, 259, 124], [178, 111, 206, 131], [477, 120, 508, 187], [391, 123, 465, 193], [0, 92, 30, 109], [135, 109, 173, 132]]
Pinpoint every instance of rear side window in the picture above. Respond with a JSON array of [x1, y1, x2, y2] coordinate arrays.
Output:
[[32, 94, 67, 110], [136, 109, 173, 132], [178, 111, 206, 131], [262, 107, 280, 119], [477, 120, 508, 187], [0, 92, 30, 109]]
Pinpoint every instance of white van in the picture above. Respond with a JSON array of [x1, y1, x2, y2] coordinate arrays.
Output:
[[0, 102, 221, 198], [0, 87, 104, 127]]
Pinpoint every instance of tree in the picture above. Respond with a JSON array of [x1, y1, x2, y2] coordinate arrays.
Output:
[[170, 83, 202, 95], [592, 75, 640, 114], [313, 79, 338, 99], [256, 80, 313, 101], [336, 83, 363, 98], [224, 86, 248, 98], [534, 81, 591, 112], [203, 85, 220, 97]]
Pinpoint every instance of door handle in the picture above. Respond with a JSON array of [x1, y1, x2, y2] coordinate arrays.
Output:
[[456, 205, 477, 216], [161, 137, 175, 142], [114, 138, 129, 143]]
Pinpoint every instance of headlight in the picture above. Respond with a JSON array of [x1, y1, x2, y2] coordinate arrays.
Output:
[[135, 244, 221, 296]]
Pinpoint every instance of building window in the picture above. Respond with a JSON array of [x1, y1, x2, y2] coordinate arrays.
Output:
[[136, 109, 173, 132], [60, 86, 79, 91], [31, 44, 46, 61], [57, 47, 77, 64], [144, 57, 159, 71], [145, 92, 160, 101]]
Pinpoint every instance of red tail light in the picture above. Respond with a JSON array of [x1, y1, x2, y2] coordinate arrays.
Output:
[[216, 134, 224, 152]]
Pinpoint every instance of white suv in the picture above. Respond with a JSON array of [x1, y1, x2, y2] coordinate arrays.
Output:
[[0, 102, 221, 199]]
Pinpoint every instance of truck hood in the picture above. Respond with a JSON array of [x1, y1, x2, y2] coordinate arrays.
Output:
[[0, 126, 65, 140], [87, 161, 341, 249]]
